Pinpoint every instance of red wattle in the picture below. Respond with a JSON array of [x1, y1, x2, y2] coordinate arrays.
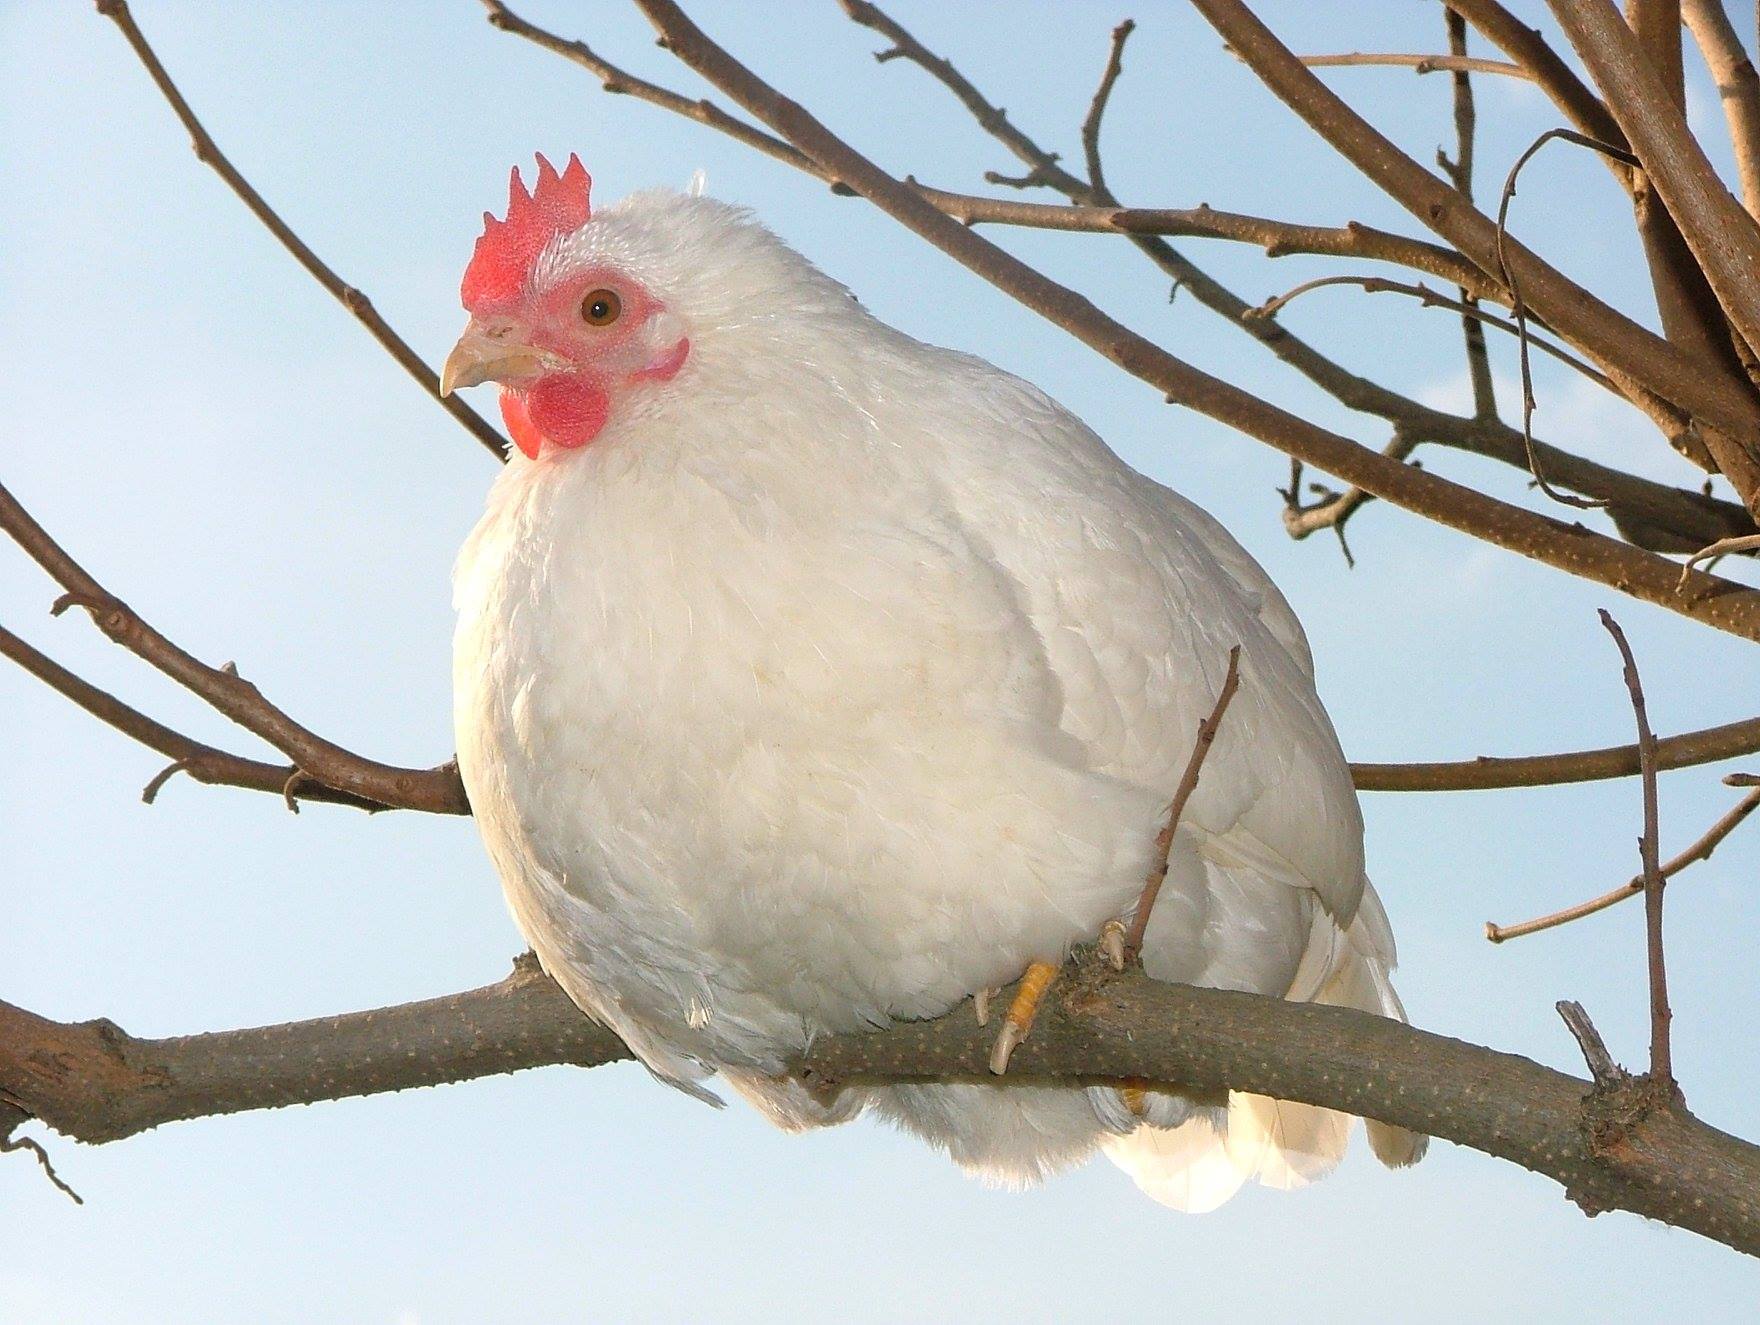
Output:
[[499, 390, 546, 460], [500, 376, 611, 459]]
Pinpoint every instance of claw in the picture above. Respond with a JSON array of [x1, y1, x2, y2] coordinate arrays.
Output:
[[1099, 919, 1127, 971], [989, 1020, 1026, 1075], [974, 987, 993, 1026], [988, 960, 1060, 1075]]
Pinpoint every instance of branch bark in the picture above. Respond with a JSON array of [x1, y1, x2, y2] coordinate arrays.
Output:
[[0, 481, 468, 815], [1202, 0, 1760, 516], [1682, 0, 1760, 216], [631, 0, 1760, 640], [95, 0, 509, 460], [7, 956, 1760, 1256]]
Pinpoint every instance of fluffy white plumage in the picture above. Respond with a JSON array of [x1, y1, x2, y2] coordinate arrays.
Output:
[[450, 183, 1426, 1208]]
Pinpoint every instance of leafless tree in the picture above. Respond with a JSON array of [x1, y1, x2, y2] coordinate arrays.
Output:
[[7, 0, 1760, 1258]]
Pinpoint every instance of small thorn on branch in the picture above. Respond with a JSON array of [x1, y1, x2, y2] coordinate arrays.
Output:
[[1557, 999, 1622, 1087]]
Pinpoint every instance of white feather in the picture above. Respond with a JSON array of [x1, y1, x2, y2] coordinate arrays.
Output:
[[453, 187, 1426, 1205]]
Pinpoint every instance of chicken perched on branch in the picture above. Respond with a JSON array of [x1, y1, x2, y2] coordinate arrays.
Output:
[[443, 154, 1426, 1210]]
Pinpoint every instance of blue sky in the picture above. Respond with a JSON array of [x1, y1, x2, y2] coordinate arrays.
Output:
[[4, 1, 1759, 1319]]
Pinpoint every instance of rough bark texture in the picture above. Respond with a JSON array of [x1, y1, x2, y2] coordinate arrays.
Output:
[[6, 959, 1757, 1256]]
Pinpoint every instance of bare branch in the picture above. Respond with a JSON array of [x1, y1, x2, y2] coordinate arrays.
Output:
[[1599, 609, 1675, 1088], [1549, 1, 1760, 429], [849, 3, 1751, 549], [0, 482, 469, 815], [1683, 0, 1760, 215], [94, 0, 509, 461], [632, 0, 1760, 640], [8, 949, 1760, 1253], [1296, 51, 1529, 79], [1439, 10, 1500, 422], [1249, 274, 1613, 391], [0, 624, 415, 813], [1488, 786, 1760, 941], [1124, 644, 1241, 960], [1199, 0, 1760, 516], [1079, 19, 1136, 199], [1351, 711, 1760, 791]]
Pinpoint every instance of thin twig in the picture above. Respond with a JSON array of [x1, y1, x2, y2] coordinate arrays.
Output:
[[1249, 274, 1613, 392], [1495, 129, 1639, 509], [1598, 609, 1674, 1088], [1295, 51, 1529, 79], [635, 0, 1760, 640], [0, 481, 469, 815], [842, 2, 1757, 559], [1351, 709, 1760, 791], [494, 0, 1755, 560], [0, 624, 412, 812], [1439, 10, 1500, 423], [1680, 531, 1760, 584], [94, 0, 508, 460], [1080, 19, 1135, 199], [1123, 646, 1242, 960], [0, 1111, 82, 1205], [1488, 786, 1760, 941]]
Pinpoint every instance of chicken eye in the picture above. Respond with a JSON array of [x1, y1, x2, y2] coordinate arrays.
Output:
[[580, 288, 622, 327]]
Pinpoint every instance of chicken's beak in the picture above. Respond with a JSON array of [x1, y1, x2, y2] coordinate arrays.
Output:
[[440, 320, 551, 396]]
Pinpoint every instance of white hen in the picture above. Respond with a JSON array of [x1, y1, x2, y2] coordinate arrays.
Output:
[[444, 156, 1425, 1210]]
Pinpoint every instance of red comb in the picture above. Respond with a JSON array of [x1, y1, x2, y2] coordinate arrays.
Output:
[[461, 153, 592, 311]]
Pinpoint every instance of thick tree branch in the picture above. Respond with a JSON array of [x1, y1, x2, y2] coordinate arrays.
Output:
[[1682, 0, 1760, 216], [842, 3, 1751, 553], [1548, 0, 1760, 493], [7, 956, 1760, 1256], [1199, 0, 1760, 516], [631, 0, 1760, 639], [0, 481, 468, 815], [489, 2, 1752, 558], [94, 0, 509, 460]]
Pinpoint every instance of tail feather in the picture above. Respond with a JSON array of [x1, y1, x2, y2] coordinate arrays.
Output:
[[1101, 1114, 1246, 1214], [1105, 878, 1428, 1209]]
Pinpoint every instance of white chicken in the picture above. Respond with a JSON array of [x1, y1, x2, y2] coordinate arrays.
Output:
[[443, 155, 1425, 1211]]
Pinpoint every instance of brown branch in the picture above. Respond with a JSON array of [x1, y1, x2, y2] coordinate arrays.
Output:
[[1249, 274, 1612, 391], [94, 0, 509, 461], [1683, 0, 1760, 215], [490, 2, 1749, 559], [635, 0, 1760, 640], [1496, 128, 1635, 509], [1449, 0, 1629, 156], [1295, 51, 1530, 79], [1198, 0, 1760, 517], [1350, 711, 1760, 791], [0, 624, 413, 813], [8, 950, 1760, 1254], [1440, 10, 1500, 423], [1599, 609, 1676, 1089], [1488, 785, 1760, 941], [844, 3, 1752, 554], [1124, 645, 1241, 960], [1079, 19, 1135, 200], [1548, 0, 1760, 498], [0, 481, 469, 815]]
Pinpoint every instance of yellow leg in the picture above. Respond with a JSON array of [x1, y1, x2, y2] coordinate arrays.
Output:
[[988, 960, 1060, 1075]]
